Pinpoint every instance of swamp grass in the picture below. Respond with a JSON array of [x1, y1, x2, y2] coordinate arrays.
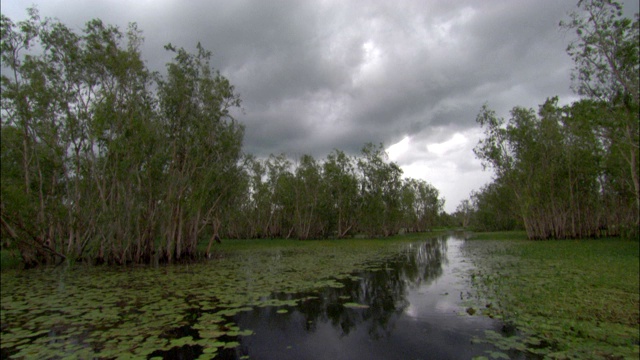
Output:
[[463, 234, 639, 359]]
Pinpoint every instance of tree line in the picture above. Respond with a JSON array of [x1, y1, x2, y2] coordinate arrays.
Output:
[[457, 0, 638, 239], [225, 145, 443, 241], [0, 9, 444, 267]]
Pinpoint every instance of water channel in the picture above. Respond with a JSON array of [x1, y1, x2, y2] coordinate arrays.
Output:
[[228, 236, 502, 359], [1, 234, 511, 359]]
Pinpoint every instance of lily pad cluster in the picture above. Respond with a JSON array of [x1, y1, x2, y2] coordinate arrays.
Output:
[[1, 238, 429, 358], [461, 238, 640, 359]]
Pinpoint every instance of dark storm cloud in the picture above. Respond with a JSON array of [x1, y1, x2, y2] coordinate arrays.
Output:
[[0, 1, 581, 153], [3, 0, 638, 210]]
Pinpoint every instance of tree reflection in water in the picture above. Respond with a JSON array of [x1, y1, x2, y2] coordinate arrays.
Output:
[[231, 234, 499, 360]]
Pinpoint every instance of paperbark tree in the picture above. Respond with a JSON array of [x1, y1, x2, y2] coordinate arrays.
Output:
[[357, 143, 403, 236], [562, 0, 639, 228], [321, 150, 360, 238], [157, 43, 243, 261]]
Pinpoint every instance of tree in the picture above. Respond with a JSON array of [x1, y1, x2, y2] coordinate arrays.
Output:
[[402, 178, 442, 232], [321, 150, 360, 238], [292, 154, 322, 239], [469, 181, 521, 232], [1, 10, 158, 265], [561, 0, 639, 227], [357, 143, 404, 236], [266, 154, 295, 238], [472, 1, 638, 239], [455, 199, 474, 228], [474, 98, 627, 238], [157, 43, 243, 261], [1, 9, 244, 265]]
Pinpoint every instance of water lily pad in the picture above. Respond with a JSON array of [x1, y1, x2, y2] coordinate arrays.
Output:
[[214, 307, 252, 317], [343, 302, 369, 309], [228, 329, 254, 337], [169, 336, 196, 347], [202, 346, 219, 354], [198, 329, 226, 339], [466, 307, 476, 315], [223, 341, 240, 349]]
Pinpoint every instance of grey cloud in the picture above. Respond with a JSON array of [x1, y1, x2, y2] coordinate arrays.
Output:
[[3, 0, 638, 208]]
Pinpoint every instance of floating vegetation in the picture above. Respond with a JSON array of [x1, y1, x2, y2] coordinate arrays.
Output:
[[1, 236, 438, 358], [342, 302, 370, 309], [463, 237, 640, 359], [465, 307, 476, 316]]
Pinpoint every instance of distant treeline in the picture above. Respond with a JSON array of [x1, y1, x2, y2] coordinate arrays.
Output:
[[454, 0, 639, 240], [0, 10, 444, 267]]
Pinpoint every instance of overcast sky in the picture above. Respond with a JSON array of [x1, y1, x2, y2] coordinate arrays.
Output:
[[2, 0, 638, 212]]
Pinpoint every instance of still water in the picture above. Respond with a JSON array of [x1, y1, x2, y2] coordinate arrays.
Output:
[[229, 236, 500, 359], [1, 234, 505, 359]]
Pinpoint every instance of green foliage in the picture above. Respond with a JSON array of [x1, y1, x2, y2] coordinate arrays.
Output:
[[470, 0, 638, 239], [218, 149, 444, 240], [156, 42, 244, 261], [0, 234, 441, 357], [562, 0, 639, 104], [321, 149, 360, 237], [357, 143, 405, 236], [0, 8, 243, 265], [474, 99, 616, 239], [0, 8, 446, 267], [470, 181, 521, 232], [464, 238, 640, 359]]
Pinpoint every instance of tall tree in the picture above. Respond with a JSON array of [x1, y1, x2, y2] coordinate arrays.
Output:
[[321, 150, 360, 238], [1, 10, 244, 265], [292, 154, 322, 239], [157, 43, 243, 261], [357, 143, 403, 236], [402, 178, 442, 232], [469, 180, 521, 232], [562, 0, 639, 226], [474, 98, 624, 239], [455, 199, 474, 229]]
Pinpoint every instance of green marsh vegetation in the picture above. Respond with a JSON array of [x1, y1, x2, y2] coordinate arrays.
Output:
[[1, 233, 452, 359], [464, 233, 640, 359]]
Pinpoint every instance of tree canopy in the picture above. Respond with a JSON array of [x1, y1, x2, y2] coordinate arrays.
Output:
[[0, 9, 445, 267], [467, 0, 638, 239]]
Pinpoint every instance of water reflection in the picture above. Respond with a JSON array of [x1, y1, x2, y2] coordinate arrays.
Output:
[[1, 234, 504, 360], [231, 234, 499, 360]]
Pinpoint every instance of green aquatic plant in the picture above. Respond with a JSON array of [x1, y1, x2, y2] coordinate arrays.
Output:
[[463, 237, 640, 359], [343, 302, 370, 309], [1, 235, 437, 358]]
